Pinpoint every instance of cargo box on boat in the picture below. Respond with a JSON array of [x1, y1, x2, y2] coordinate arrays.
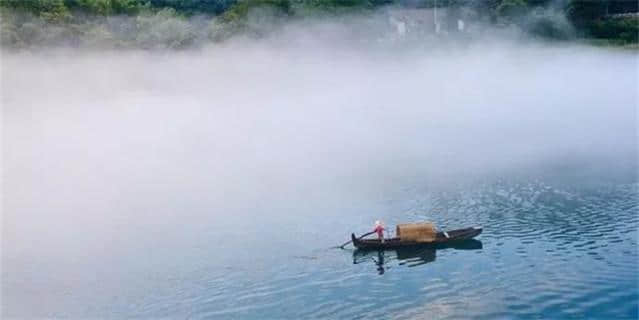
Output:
[[396, 223, 437, 242]]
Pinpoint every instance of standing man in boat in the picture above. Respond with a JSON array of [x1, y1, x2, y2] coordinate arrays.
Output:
[[374, 220, 385, 243]]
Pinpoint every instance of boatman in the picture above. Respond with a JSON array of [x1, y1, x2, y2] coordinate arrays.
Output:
[[374, 220, 385, 243]]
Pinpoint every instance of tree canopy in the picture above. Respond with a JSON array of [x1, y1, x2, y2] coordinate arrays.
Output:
[[0, 0, 636, 48]]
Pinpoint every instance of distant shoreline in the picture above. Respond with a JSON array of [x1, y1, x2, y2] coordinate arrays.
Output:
[[1, 0, 637, 50]]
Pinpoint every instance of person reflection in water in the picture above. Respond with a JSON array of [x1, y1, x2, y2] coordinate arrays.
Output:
[[373, 251, 385, 275], [374, 220, 385, 243]]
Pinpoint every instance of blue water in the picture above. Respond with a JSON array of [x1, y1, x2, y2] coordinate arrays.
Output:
[[4, 176, 637, 319]]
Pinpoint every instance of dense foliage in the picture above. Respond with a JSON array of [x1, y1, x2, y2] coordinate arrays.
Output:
[[0, 0, 636, 48]]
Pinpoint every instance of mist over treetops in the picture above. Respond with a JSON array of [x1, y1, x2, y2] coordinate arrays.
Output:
[[0, 0, 637, 49]]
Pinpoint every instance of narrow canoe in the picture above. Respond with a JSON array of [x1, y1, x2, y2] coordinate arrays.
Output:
[[352, 226, 482, 250]]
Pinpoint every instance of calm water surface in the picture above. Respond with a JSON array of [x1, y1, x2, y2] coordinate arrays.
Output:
[[5, 177, 637, 319]]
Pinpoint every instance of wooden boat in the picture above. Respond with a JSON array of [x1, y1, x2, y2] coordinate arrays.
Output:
[[353, 239, 483, 268], [352, 226, 482, 250]]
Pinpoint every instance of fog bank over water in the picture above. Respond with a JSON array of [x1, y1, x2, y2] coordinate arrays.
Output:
[[2, 29, 638, 316]]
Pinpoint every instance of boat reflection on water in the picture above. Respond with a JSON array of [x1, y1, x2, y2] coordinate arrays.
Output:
[[353, 239, 483, 275]]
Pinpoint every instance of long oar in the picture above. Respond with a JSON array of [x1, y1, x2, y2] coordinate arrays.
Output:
[[337, 231, 375, 249]]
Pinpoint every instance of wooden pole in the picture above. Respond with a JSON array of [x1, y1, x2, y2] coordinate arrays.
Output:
[[337, 231, 376, 249]]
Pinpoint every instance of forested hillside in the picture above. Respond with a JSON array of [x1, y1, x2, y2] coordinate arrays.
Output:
[[1, 0, 637, 48]]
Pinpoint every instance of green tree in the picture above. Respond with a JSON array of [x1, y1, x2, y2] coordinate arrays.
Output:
[[135, 8, 196, 48], [148, 0, 235, 15], [565, 0, 609, 27], [497, 0, 527, 22], [40, 0, 71, 23], [63, 0, 147, 15]]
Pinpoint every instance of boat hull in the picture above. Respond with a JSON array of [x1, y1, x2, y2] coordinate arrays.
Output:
[[352, 227, 482, 250]]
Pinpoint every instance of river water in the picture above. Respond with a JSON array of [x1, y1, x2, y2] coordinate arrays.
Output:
[[2, 45, 638, 318], [4, 176, 637, 319]]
